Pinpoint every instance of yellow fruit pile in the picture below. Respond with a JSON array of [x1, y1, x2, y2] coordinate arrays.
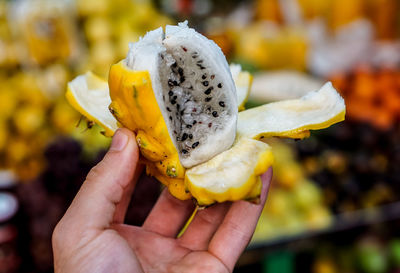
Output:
[[0, 70, 76, 180], [252, 140, 332, 242], [0, 0, 172, 181]]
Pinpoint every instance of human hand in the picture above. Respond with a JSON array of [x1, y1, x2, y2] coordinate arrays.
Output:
[[52, 128, 272, 273]]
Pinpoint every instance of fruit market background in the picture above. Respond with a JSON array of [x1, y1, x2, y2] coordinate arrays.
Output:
[[0, 0, 400, 272]]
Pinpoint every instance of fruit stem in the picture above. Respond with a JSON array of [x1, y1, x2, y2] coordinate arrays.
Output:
[[177, 205, 199, 238]]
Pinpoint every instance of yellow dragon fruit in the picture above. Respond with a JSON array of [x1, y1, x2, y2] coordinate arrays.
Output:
[[66, 22, 345, 206]]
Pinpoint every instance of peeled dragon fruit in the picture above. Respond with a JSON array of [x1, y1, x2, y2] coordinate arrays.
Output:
[[121, 21, 238, 168], [66, 22, 345, 205]]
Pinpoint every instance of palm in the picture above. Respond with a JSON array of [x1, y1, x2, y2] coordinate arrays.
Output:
[[115, 224, 229, 273]]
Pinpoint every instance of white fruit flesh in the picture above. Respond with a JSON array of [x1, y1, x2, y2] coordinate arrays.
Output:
[[125, 21, 237, 168], [237, 82, 345, 140]]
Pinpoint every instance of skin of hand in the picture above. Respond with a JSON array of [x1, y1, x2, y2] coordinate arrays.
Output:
[[52, 128, 272, 273]]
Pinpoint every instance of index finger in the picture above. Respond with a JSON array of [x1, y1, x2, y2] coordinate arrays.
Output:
[[58, 129, 140, 232], [208, 168, 272, 271]]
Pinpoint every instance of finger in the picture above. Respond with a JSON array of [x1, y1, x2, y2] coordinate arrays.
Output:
[[142, 188, 195, 237], [208, 168, 272, 271], [113, 162, 144, 224], [60, 128, 140, 231], [178, 202, 231, 251]]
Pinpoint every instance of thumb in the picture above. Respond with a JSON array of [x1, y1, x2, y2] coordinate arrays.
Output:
[[60, 128, 140, 232]]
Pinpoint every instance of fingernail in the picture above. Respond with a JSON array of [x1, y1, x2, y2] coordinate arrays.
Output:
[[110, 129, 128, 151]]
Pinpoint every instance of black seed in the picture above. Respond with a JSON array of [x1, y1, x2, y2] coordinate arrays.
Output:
[[171, 100, 176, 105], [204, 87, 213, 95], [197, 60, 203, 64], [197, 64, 206, 70], [219, 101, 225, 107], [178, 67, 184, 76], [180, 76, 185, 83], [202, 81, 209, 87], [189, 85, 193, 90], [174, 130, 177, 134], [172, 62, 177, 68], [192, 52, 198, 58], [199, 121, 203, 124], [180, 110, 184, 115], [163, 95, 165, 101], [205, 97, 212, 102], [208, 122, 212, 128], [182, 149, 188, 154], [186, 124, 192, 129], [176, 136, 180, 141], [168, 90, 173, 96], [212, 111, 218, 117], [181, 133, 188, 141], [167, 107, 171, 112], [211, 74, 215, 80], [207, 106, 211, 112], [193, 120, 197, 125], [169, 116, 172, 120], [192, 141, 199, 149], [218, 83, 223, 88], [177, 104, 180, 110], [182, 46, 187, 52], [173, 81, 179, 86], [168, 80, 174, 87], [202, 74, 207, 80], [173, 95, 177, 100], [189, 134, 193, 139]]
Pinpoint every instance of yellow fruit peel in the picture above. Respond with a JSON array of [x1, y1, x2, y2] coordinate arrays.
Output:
[[66, 72, 118, 137], [231, 65, 253, 111], [236, 71, 252, 111], [108, 61, 188, 198], [136, 130, 168, 162], [185, 138, 274, 206], [237, 82, 345, 140], [145, 163, 191, 200]]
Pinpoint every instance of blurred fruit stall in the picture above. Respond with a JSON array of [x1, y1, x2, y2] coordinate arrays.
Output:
[[1, 0, 400, 272]]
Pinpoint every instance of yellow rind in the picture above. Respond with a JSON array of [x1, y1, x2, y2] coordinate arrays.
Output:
[[136, 130, 168, 162], [253, 110, 345, 140], [246, 176, 262, 200], [66, 72, 117, 137], [167, 178, 192, 200], [108, 61, 189, 199], [185, 139, 274, 206], [146, 163, 191, 200], [236, 71, 253, 111], [237, 82, 346, 141]]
